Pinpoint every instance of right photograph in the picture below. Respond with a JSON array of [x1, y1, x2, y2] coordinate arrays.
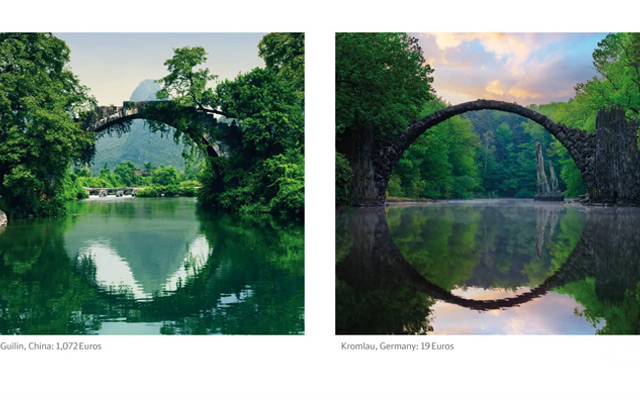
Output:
[[336, 32, 640, 335]]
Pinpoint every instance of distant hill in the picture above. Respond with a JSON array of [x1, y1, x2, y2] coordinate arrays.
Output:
[[89, 80, 187, 175]]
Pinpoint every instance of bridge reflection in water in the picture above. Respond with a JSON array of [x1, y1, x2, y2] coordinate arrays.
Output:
[[0, 198, 304, 335], [336, 200, 640, 334]]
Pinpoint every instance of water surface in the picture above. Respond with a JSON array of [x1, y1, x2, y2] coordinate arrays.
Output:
[[336, 199, 640, 334], [0, 197, 304, 334]]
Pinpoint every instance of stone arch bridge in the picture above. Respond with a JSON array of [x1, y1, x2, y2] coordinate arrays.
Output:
[[339, 99, 640, 206], [83, 101, 234, 159]]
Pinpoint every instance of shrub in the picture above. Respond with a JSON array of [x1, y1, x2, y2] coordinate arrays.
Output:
[[336, 152, 353, 205], [136, 187, 160, 197]]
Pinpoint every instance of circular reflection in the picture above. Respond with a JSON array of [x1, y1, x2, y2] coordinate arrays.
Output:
[[336, 200, 640, 334], [0, 198, 304, 335]]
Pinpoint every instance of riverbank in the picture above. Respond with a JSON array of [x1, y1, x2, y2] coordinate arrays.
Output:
[[385, 196, 434, 204], [383, 196, 580, 209]]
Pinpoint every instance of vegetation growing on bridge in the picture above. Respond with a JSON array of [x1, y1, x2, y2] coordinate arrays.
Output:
[[153, 33, 304, 218], [151, 33, 304, 216]]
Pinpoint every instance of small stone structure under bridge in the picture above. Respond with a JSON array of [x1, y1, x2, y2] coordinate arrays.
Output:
[[84, 187, 144, 197]]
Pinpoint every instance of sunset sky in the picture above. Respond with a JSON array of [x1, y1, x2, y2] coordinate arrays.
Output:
[[56, 33, 266, 106], [412, 33, 609, 106]]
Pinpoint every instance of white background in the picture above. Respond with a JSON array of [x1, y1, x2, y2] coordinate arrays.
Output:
[[1, 1, 640, 399]]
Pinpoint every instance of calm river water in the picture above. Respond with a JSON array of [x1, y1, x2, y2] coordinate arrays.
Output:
[[0, 197, 304, 334], [336, 199, 640, 334]]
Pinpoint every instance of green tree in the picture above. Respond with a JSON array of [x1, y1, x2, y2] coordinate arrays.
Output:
[[388, 99, 480, 199], [156, 46, 217, 111], [152, 165, 180, 186], [143, 161, 156, 175], [114, 161, 138, 186], [336, 152, 354, 204], [336, 33, 435, 203], [258, 33, 304, 95], [156, 36, 305, 217], [576, 33, 640, 118], [0, 33, 96, 217], [463, 110, 568, 198], [98, 164, 120, 187], [336, 33, 434, 137]]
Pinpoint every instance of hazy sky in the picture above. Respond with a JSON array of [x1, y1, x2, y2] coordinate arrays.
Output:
[[56, 33, 266, 106], [411, 33, 609, 105]]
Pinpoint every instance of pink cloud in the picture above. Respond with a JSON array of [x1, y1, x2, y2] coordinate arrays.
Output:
[[413, 33, 602, 105]]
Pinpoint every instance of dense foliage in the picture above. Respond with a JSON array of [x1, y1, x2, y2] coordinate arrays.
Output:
[[0, 33, 96, 217], [388, 99, 480, 199], [258, 33, 304, 96], [156, 33, 304, 217], [336, 33, 434, 137], [335, 152, 353, 204], [69, 161, 199, 198], [336, 33, 435, 202], [575, 33, 640, 120]]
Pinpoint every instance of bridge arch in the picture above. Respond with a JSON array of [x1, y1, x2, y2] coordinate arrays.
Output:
[[84, 101, 232, 159], [363, 99, 595, 205]]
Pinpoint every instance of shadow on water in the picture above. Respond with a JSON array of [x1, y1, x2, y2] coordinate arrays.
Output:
[[0, 198, 304, 335], [336, 200, 640, 334]]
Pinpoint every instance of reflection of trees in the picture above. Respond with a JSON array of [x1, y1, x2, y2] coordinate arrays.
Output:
[[66, 197, 181, 219], [555, 209, 640, 334], [386, 205, 480, 290], [336, 202, 640, 334], [0, 223, 102, 334], [387, 201, 582, 291], [0, 208, 304, 335], [336, 208, 435, 334], [142, 211, 305, 334]]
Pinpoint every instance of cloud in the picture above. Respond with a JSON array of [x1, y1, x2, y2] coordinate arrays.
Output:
[[412, 33, 606, 105], [483, 80, 542, 102], [485, 79, 505, 97], [508, 87, 542, 101], [429, 288, 596, 334], [428, 33, 538, 75]]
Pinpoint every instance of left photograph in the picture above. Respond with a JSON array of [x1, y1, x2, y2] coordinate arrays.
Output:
[[0, 33, 304, 335]]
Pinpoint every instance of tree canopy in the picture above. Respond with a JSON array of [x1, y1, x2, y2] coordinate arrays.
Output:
[[0, 33, 96, 217], [335, 33, 435, 203], [258, 33, 304, 95], [156, 33, 305, 217], [388, 99, 480, 199], [576, 33, 640, 119], [336, 33, 435, 137]]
